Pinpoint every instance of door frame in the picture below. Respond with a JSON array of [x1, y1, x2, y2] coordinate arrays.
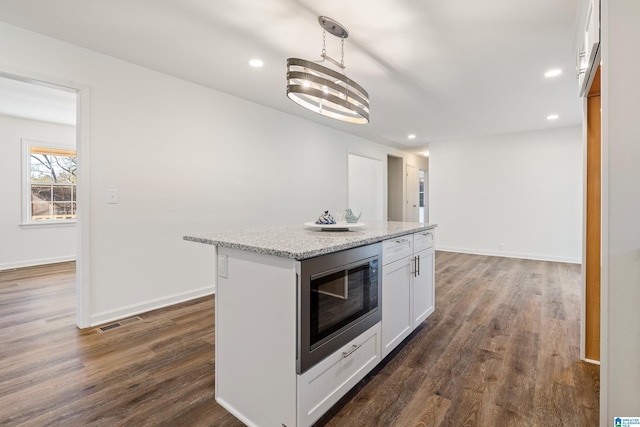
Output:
[[0, 68, 92, 328], [581, 65, 601, 363], [405, 163, 419, 222], [419, 168, 428, 223]]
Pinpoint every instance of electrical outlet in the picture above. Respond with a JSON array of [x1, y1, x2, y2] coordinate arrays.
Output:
[[218, 254, 228, 278], [107, 189, 119, 204]]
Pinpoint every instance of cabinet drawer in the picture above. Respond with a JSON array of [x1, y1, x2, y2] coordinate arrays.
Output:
[[298, 323, 381, 426], [413, 230, 435, 252], [382, 236, 413, 265]]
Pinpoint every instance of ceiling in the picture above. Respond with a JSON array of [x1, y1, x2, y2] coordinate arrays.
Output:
[[0, 0, 582, 153], [0, 76, 77, 126]]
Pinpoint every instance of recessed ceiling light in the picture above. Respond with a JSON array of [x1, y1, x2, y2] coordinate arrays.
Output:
[[249, 59, 264, 68], [547, 114, 559, 120], [544, 69, 562, 78], [408, 134, 416, 139]]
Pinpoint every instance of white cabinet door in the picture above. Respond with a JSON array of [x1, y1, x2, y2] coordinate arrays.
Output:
[[381, 256, 413, 358], [413, 246, 435, 327]]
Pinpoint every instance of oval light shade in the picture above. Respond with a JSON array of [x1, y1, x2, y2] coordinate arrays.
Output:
[[286, 58, 369, 124]]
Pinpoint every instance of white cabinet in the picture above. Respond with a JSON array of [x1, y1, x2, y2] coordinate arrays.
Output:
[[576, 0, 600, 95], [216, 247, 383, 427], [381, 237, 414, 358], [381, 230, 435, 359], [413, 231, 435, 326], [211, 228, 435, 426]]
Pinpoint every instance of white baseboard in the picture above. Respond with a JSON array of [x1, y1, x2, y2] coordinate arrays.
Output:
[[584, 358, 601, 365], [89, 285, 215, 327], [435, 246, 581, 264], [0, 256, 76, 271]]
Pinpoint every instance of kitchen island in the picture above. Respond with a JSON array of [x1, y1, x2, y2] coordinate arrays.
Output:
[[184, 221, 436, 427]]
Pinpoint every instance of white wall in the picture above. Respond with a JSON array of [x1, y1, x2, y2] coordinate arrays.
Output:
[[429, 126, 582, 262], [0, 115, 76, 269], [600, 0, 640, 422], [0, 21, 426, 326], [348, 153, 384, 222]]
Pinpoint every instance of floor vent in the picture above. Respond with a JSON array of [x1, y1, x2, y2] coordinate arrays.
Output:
[[96, 316, 142, 333]]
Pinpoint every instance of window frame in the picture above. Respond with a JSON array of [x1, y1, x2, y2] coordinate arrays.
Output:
[[21, 138, 77, 228]]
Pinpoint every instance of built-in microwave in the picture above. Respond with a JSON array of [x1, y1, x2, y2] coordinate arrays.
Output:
[[297, 243, 381, 374]]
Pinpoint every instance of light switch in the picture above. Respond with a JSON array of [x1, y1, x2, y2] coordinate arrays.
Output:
[[107, 189, 119, 204]]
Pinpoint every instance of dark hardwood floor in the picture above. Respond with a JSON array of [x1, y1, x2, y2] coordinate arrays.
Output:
[[0, 253, 599, 426]]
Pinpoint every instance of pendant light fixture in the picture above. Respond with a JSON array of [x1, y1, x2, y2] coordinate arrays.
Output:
[[286, 16, 369, 124]]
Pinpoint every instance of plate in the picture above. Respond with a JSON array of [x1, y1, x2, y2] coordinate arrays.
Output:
[[304, 222, 365, 231]]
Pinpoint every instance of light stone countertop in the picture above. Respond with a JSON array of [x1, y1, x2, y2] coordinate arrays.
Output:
[[184, 221, 436, 260]]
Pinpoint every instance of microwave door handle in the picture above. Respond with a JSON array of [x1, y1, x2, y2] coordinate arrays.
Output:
[[343, 270, 348, 299]]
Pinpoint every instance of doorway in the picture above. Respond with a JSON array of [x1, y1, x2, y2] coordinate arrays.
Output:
[[584, 66, 601, 362], [0, 71, 89, 328], [406, 164, 419, 222], [419, 169, 427, 223]]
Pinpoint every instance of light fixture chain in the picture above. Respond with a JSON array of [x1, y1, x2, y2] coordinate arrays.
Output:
[[341, 38, 345, 69], [322, 30, 327, 57]]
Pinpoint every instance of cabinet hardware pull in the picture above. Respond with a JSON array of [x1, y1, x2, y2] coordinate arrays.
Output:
[[417, 254, 421, 276], [342, 344, 362, 358], [395, 238, 409, 244], [412, 256, 417, 277]]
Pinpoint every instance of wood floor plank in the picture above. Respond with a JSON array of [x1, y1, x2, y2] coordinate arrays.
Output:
[[478, 302, 519, 355], [392, 390, 451, 427], [515, 293, 543, 334], [494, 329, 539, 417], [461, 348, 504, 394], [419, 321, 488, 399], [438, 387, 485, 426], [0, 255, 598, 426]]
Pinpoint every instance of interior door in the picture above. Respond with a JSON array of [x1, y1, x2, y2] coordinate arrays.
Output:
[[406, 164, 419, 222], [387, 156, 403, 221]]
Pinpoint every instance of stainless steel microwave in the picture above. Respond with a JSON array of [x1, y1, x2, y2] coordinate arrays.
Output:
[[297, 243, 381, 373]]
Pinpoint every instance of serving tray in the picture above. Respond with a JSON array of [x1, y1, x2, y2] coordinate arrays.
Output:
[[304, 222, 365, 231]]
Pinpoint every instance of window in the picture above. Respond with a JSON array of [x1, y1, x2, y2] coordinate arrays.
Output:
[[22, 139, 76, 225]]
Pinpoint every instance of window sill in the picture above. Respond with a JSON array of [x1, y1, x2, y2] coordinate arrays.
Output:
[[20, 220, 76, 229]]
